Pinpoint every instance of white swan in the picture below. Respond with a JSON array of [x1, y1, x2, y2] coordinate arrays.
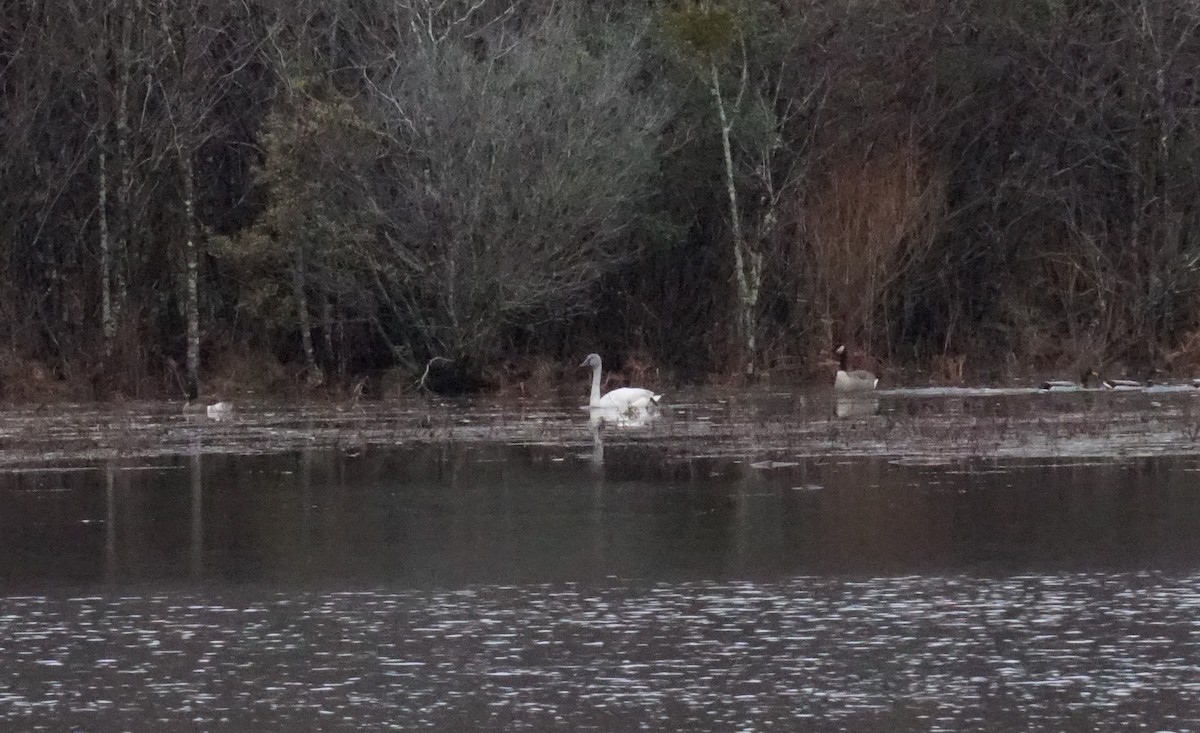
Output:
[[580, 353, 662, 413]]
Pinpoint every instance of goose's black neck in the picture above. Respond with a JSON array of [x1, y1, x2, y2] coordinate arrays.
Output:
[[837, 348, 848, 372]]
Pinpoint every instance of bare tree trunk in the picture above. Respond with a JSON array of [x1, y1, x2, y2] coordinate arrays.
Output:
[[181, 152, 200, 399], [321, 293, 334, 378], [291, 249, 321, 385], [336, 310, 347, 380], [99, 144, 114, 357], [114, 0, 135, 312], [710, 62, 761, 375]]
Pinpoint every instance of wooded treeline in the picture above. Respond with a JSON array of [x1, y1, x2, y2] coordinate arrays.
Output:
[[4, 0, 1200, 397]]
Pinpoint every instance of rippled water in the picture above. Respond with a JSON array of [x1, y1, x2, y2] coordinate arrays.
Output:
[[2, 388, 1200, 730], [4, 576, 1200, 731]]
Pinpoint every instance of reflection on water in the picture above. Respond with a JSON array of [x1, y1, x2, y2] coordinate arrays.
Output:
[[586, 406, 660, 471], [585, 403, 661, 428], [4, 392, 1200, 729], [835, 395, 880, 418], [4, 448, 1200, 587]]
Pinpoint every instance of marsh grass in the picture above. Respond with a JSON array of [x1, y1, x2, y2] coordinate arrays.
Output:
[[796, 140, 946, 352], [1178, 399, 1200, 443], [0, 388, 1192, 468]]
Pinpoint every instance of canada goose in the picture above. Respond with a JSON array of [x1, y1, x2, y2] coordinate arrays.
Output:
[[580, 353, 662, 413], [833, 345, 878, 392]]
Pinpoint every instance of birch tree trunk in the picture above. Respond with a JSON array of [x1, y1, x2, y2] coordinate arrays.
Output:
[[291, 249, 321, 385], [181, 152, 200, 399], [99, 145, 114, 357], [710, 62, 761, 376]]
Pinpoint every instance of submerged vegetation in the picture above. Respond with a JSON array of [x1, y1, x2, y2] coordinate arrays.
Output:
[[5, 0, 1200, 397]]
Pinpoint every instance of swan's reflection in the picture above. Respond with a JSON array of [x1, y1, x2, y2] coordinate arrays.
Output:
[[586, 404, 660, 427], [835, 396, 879, 418], [588, 413, 605, 470], [586, 405, 660, 470]]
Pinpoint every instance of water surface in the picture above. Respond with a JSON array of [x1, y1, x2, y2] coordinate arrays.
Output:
[[2, 387, 1200, 730]]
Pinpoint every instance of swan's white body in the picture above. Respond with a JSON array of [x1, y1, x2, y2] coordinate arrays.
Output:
[[833, 345, 877, 392], [595, 387, 659, 411], [581, 354, 661, 413]]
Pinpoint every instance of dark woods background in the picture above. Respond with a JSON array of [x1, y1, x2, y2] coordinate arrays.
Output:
[[4, 0, 1200, 398]]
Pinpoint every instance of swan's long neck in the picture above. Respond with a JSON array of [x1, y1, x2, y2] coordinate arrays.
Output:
[[590, 363, 602, 406]]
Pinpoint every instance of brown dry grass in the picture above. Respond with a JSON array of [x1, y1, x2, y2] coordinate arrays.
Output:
[[1166, 330, 1200, 374], [487, 356, 566, 398], [789, 135, 946, 353], [0, 348, 79, 403], [932, 353, 966, 384], [203, 346, 294, 400]]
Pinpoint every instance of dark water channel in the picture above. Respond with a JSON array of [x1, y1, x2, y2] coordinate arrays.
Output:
[[2, 393, 1200, 730]]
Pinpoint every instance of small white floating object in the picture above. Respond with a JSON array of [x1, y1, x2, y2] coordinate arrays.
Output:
[[206, 401, 234, 419]]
